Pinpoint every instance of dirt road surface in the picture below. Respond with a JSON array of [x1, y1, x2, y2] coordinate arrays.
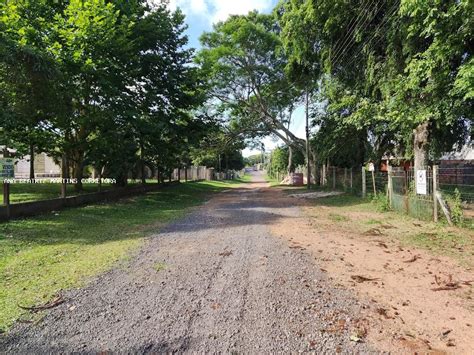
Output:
[[2, 171, 473, 353], [1, 172, 374, 353]]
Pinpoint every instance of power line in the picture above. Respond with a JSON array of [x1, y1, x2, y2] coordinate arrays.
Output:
[[331, 0, 382, 66], [342, 1, 401, 72], [331, 0, 375, 59], [332, 0, 388, 67]]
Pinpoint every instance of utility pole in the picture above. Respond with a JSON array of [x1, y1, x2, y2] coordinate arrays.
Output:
[[305, 89, 311, 190]]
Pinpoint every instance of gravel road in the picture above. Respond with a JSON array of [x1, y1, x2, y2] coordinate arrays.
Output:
[[1, 172, 374, 353]]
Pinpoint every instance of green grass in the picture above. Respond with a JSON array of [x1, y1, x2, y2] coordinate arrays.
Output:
[[3, 176, 250, 204], [328, 213, 349, 222], [237, 173, 253, 183], [153, 262, 167, 272], [264, 174, 281, 187], [303, 191, 474, 267], [4, 183, 113, 204], [0, 180, 239, 332]]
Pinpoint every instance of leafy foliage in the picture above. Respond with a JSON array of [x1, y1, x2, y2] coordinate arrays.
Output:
[[0, 0, 209, 188]]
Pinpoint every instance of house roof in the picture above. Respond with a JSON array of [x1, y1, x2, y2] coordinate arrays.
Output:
[[441, 144, 474, 161], [0, 146, 17, 154]]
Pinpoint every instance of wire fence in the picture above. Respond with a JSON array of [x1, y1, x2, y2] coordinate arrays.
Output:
[[391, 167, 434, 221], [323, 164, 473, 227], [438, 167, 474, 203]]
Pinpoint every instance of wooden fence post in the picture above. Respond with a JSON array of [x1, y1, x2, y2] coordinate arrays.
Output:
[[433, 165, 438, 222], [332, 167, 336, 190], [3, 181, 10, 219], [322, 164, 326, 186], [350, 168, 353, 190], [362, 167, 366, 198], [344, 168, 347, 190], [387, 164, 392, 208], [372, 170, 377, 197]]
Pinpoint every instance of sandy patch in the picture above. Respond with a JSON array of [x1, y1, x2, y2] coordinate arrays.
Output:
[[269, 190, 474, 354]]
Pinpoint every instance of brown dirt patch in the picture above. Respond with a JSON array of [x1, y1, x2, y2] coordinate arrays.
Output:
[[268, 189, 474, 354]]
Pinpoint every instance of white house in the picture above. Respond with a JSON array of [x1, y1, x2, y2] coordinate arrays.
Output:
[[14, 153, 61, 178]]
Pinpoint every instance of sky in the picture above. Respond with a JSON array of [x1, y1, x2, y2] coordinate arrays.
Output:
[[166, 0, 307, 157]]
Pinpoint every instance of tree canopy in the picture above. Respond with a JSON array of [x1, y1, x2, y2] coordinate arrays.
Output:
[[0, 0, 219, 188], [2, 0, 472, 187]]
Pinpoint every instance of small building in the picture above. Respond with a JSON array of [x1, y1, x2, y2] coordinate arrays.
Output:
[[14, 153, 61, 178], [379, 156, 412, 172], [0, 147, 61, 178], [438, 145, 473, 186]]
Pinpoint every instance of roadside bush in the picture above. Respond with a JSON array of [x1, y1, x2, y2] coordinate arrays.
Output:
[[447, 188, 464, 225], [370, 192, 390, 212]]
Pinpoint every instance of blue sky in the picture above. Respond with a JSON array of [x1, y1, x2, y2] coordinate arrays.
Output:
[[166, 0, 306, 157]]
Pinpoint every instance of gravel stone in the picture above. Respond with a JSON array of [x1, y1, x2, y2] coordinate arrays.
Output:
[[0, 174, 376, 353]]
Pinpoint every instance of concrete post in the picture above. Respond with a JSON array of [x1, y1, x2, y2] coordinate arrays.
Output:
[[362, 167, 366, 198], [387, 164, 392, 208], [433, 165, 438, 222]]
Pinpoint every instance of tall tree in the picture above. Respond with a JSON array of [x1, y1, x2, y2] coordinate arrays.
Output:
[[196, 12, 310, 163]]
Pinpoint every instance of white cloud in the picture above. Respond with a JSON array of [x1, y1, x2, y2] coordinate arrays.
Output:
[[168, 0, 210, 16], [167, 0, 274, 24], [210, 0, 274, 24]]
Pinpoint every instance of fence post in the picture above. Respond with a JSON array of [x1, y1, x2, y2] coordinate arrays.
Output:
[[3, 181, 10, 219], [362, 167, 366, 198], [61, 153, 67, 198], [350, 168, 353, 190], [372, 170, 377, 197], [387, 164, 392, 208], [332, 167, 336, 190], [344, 168, 347, 190], [433, 165, 438, 222]]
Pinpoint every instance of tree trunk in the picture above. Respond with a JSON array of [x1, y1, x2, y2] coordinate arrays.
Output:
[[310, 149, 318, 186], [29, 144, 35, 181], [287, 145, 294, 174], [413, 121, 429, 172], [98, 169, 102, 192], [61, 153, 67, 198], [73, 152, 84, 191], [140, 141, 146, 185], [305, 89, 311, 189]]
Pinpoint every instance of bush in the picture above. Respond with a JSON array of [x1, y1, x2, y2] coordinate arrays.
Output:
[[447, 188, 464, 225], [370, 192, 390, 212]]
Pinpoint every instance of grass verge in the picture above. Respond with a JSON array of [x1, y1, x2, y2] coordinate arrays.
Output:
[[3, 180, 168, 204], [304, 192, 474, 267], [264, 174, 280, 187], [237, 173, 253, 183], [0, 180, 238, 332], [4, 183, 112, 204]]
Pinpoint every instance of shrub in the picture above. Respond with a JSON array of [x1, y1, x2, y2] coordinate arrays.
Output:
[[447, 188, 464, 225]]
